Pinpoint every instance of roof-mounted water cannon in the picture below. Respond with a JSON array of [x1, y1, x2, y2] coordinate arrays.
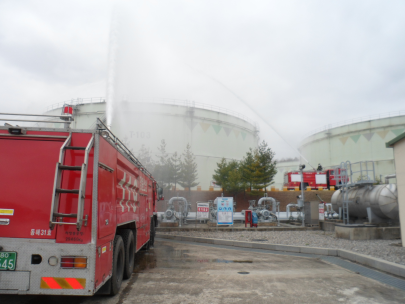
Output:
[[60, 105, 73, 120], [62, 104, 73, 115], [60, 104, 74, 128]]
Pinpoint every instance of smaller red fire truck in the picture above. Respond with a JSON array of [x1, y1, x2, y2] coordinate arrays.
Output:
[[0, 109, 162, 296], [283, 169, 345, 190]]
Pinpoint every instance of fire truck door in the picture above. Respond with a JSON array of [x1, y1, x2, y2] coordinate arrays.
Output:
[[142, 196, 148, 246], [98, 166, 116, 238]]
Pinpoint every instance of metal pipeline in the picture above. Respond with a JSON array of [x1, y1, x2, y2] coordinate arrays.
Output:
[[168, 197, 187, 206], [286, 203, 298, 220], [385, 174, 396, 184], [257, 196, 277, 213], [325, 203, 333, 213], [168, 197, 188, 227]]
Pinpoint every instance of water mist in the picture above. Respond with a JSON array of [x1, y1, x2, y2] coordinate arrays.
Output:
[[106, 7, 119, 129]]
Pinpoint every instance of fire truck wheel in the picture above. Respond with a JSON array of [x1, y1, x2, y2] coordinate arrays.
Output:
[[119, 229, 136, 280], [149, 218, 155, 247], [111, 235, 125, 295]]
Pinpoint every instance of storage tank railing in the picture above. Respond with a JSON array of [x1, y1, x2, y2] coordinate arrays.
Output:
[[46, 97, 259, 129], [306, 110, 405, 137]]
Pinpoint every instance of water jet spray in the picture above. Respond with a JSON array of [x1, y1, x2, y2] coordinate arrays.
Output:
[[187, 65, 315, 170]]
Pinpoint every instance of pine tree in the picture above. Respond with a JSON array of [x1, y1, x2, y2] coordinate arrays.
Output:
[[154, 140, 171, 189], [240, 148, 255, 191], [249, 150, 265, 194], [178, 144, 199, 193], [239, 141, 277, 194], [168, 151, 181, 191], [137, 145, 155, 173], [213, 159, 246, 200], [226, 165, 246, 199], [212, 158, 228, 189], [257, 141, 277, 191]]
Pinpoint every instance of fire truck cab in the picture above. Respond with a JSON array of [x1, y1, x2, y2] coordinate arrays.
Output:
[[0, 112, 159, 296]]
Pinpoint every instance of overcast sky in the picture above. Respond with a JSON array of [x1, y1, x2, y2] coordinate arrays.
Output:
[[1, 0, 405, 159]]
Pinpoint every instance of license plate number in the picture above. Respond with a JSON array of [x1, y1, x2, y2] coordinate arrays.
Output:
[[0, 252, 16, 271]]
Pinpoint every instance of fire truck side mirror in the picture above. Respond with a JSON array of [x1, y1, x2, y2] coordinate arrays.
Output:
[[157, 187, 163, 201]]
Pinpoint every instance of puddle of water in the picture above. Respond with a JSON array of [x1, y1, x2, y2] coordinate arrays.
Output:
[[133, 243, 253, 274], [133, 249, 157, 273]]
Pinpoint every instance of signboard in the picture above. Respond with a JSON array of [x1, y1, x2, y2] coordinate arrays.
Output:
[[319, 203, 325, 221], [217, 197, 233, 225], [197, 202, 209, 220]]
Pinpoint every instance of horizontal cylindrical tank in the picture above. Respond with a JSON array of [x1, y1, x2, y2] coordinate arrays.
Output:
[[331, 184, 398, 220]]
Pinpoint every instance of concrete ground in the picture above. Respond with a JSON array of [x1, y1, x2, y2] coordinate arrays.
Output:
[[3, 239, 405, 304]]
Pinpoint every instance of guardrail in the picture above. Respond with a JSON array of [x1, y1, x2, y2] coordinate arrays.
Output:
[[46, 97, 259, 129], [46, 97, 105, 111], [306, 110, 405, 137]]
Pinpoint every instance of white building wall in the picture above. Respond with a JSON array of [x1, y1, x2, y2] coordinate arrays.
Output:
[[391, 139, 405, 247]]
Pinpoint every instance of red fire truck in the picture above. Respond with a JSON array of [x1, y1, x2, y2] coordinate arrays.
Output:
[[0, 112, 161, 296], [283, 169, 343, 190]]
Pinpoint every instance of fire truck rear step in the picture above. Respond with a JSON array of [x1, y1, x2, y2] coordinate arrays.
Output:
[[49, 134, 94, 231]]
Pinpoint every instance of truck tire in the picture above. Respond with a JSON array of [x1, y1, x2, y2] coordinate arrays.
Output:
[[119, 229, 136, 280], [110, 235, 125, 295], [149, 218, 155, 247]]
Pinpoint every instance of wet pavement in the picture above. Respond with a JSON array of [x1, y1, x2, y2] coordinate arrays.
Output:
[[2, 239, 405, 303]]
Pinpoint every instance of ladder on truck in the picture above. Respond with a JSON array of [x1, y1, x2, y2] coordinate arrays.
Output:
[[49, 133, 94, 231]]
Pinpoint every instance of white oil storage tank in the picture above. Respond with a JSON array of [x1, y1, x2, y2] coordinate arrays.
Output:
[[45, 98, 259, 190], [331, 184, 399, 223]]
